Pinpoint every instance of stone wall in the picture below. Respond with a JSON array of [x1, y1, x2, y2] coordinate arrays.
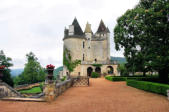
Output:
[[0, 82, 22, 98], [15, 82, 41, 91], [43, 79, 73, 101]]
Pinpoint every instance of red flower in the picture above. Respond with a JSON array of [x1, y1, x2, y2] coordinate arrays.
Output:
[[0, 65, 5, 69], [46, 64, 55, 69]]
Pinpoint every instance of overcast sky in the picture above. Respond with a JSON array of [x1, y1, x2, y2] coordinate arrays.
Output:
[[0, 0, 139, 69]]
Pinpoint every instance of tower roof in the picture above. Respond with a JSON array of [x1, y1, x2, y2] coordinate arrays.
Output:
[[72, 18, 83, 35], [84, 22, 92, 33], [106, 27, 110, 33], [96, 20, 107, 33]]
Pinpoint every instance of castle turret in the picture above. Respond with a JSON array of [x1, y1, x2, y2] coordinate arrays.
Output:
[[96, 20, 107, 33], [106, 27, 110, 60], [84, 22, 92, 40], [69, 17, 83, 36]]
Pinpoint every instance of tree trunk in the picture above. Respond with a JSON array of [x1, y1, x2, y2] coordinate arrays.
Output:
[[158, 69, 169, 83]]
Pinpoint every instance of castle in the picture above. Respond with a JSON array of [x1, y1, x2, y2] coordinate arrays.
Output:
[[62, 18, 119, 77]]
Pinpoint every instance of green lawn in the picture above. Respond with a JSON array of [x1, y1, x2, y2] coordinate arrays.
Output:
[[19, 86, 42, 94]]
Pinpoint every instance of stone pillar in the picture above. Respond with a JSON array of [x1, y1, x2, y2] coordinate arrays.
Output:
[[44, 65, 56, 102], [43, 83, 56, 102]]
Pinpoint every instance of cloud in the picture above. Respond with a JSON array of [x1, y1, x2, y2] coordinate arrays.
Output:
[[0, 0, 139, 69]]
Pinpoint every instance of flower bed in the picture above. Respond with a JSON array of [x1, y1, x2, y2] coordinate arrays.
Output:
[[126, 80, 169, 96]]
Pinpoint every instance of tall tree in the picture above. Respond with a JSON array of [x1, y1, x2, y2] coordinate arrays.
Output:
[[0, 50, 14, 86], [18, 52, 46, 85], [114, 0, 169, 82]]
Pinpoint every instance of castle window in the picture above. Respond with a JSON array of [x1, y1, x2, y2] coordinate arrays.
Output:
[[88, 38, 90, 40], [83, 42, 85, 48], [95, 59, 97, 62], [83, 54, 85, 61], [78, 72, 80, 76]]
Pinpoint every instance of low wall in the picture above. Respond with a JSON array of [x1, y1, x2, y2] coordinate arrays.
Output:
[[0, 82, 22, 98], [15, 82, 41, 91], [55, 79, 73, 96]]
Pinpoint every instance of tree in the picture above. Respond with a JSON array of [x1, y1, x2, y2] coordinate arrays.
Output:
[[0, 50, 14, 86], [63, 48, 81, 75], [114, 0, 169, 82], [117, 64, 129, 76], [17, 52, 46, 85]]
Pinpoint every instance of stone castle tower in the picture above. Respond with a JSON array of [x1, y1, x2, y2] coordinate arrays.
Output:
[[63, 18, 119, 77]]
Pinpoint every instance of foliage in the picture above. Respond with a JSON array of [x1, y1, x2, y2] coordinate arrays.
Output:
[[92, 64, 102, 67], [114, 0, 169, 82], [0, 50, 14, 87], [63, 48, 81, 73], [117, 64, 129, 76], [18, 86, 42, 94], [61, 76, 66, 81], [105, 75, 159, 82], [15, 52, 46, 85], [127, 80, 169, 96], [91, 72, 99, 78], [105, 76, 126, 81]]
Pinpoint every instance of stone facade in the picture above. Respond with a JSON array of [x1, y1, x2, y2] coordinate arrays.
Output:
[[63, 18, 119, 77]]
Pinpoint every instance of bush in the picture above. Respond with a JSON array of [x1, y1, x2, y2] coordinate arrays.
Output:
[[127, 80, 169, 96], [91, 72, 99, 78], [61, 76, 66, 81], [105, 76, 159, 82], [105, 76, 126, 81], [105, 75, 113, 81]]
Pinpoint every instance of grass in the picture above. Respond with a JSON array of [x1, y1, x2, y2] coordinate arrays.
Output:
[[19, 86, 42, 94]]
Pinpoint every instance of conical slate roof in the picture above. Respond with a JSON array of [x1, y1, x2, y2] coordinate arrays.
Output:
[[84, 22, 92, 33], [72, 18, 83, 35], [106, 27, 110, 33], [96, 20, 107, 33]]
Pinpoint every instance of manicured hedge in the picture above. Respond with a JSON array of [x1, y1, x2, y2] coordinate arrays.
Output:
[[105, 76, 126, 81], [105, 75, 158, 82], [91, 72, 99, 78], [127, 80, 169, 96]]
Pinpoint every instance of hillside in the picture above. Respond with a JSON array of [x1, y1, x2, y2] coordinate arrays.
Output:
[[110, 56, 126, 64], [10, 69, 23, 77], [54, 66, 63, 76], [11, 66, 63, 77]]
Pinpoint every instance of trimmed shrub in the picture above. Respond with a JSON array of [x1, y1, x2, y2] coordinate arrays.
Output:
[[105, 75, 113, 81], [105, 76, 126, 81], [112, 77, 126, 81], [127, 80, 169, 96], [91, 72, 99, 78]]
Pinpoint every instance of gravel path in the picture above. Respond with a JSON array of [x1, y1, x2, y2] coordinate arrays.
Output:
[[0, 78, 169, 112]]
